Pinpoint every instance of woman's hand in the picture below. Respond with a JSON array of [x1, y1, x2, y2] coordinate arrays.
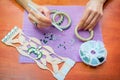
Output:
[[78, 0, 106, 31], [28, 2, 52, 29]]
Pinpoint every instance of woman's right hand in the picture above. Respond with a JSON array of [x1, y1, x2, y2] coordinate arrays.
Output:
[[77, 0, 106, 31], [28, 2, 52, 29]]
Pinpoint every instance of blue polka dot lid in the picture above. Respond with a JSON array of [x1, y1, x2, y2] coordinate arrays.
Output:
[[79, 40, 107, 67]]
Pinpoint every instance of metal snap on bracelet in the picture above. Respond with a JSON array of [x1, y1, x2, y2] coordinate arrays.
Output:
[[74, 25, 94, 42]]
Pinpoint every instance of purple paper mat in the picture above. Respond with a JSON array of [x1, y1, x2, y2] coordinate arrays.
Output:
[[20, 6, 102, 63]]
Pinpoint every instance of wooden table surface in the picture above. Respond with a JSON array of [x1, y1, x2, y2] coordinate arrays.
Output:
[[0, 0, 120, 80]]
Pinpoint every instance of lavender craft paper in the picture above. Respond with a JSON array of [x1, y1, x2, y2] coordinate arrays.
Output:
[[20, 6, 102, 63]]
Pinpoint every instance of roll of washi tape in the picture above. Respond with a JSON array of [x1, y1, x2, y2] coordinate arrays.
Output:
[[52, 11, 72, 30], [74, 25, 94, 42], [79, 40, 107, 67]]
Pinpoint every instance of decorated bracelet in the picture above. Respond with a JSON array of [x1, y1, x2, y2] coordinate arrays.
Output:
[[51, 10, 72, 30], [50, 10, 72, 31], [50, 10, 64, 25]]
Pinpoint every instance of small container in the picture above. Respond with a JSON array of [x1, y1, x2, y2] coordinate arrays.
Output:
[[79, 40, 107, 67]]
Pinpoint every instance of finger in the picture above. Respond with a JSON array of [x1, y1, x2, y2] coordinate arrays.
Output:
[[90, 14, 102, 30], [28, 13, 51, 27], [29, 16, 51, 28], [42, 8, 52, 24], [30, 9, 51, 24], [30, 9, 51, 26], [42, 7, 51, 18], [38, 7, 51, 18], [77, 21, 84, 30], [28, 13, 39, 24], [37, 23, 51, 29], [78, 9, 91, 30], [83, 11, 97, 29], [84, 14, 100, 31]]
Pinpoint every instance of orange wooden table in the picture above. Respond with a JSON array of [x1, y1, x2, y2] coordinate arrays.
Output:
[[0, 0, 120, 80]]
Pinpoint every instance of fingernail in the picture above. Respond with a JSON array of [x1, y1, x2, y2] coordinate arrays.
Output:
[[89, 29, 92, 31], [78, 27, 80, 30], [84, 28, 87, 31]]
